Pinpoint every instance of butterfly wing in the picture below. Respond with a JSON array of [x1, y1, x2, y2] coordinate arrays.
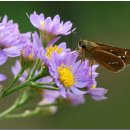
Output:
[[92, 48, 125, 72], [79, 40, 130, 72], [95, 42, 130, 65]]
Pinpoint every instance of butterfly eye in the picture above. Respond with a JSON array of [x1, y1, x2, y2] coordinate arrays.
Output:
[[78, 41, 87, 49], [81, 44, 86, 49]]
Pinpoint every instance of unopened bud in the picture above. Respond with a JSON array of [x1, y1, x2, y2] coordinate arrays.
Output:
[[20, 45, 36, 69]]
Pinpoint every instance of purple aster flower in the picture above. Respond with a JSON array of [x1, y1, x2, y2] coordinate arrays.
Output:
[[40, 41, 70, 66], [81, 61, 108, 101], [21, 45, 37, 60], [66, 91, 85, 106], [87, 85, 108, 101], [0, 73, 6, 81], [39, 90, 59, 105], [28, 11, 75, 43], [0, 15, 31, 66], [20, 32, 44, 69], [39, 88, 85, 106], [20, 45, 37, 69], [85, 64, 99, 88], [48, 51, 92, 98], [20, 31, 43, 60]]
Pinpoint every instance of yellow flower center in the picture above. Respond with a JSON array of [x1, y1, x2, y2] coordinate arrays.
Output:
[[91, 85, 96, 89], [57, 64, 75, 88], [45, 45, 63, 59]]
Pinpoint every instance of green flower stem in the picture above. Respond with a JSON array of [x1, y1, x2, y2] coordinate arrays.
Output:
[[3, 81, 32, 98], [0, 91, 29, 119], [0, 82, 35, 118], [0, 67, 51, 119], [28, 58, 41, 79], [2, 107, 55, 119], [15, 89, 30, 106], [2, 108, 41, 119], [3, 81, 58, 98], [0, 100, 18, 119], [30, 67, 47, 82], [23, 103, 58, 110], [31, 82, 58, 90], [0, 96, 38, 119], [2, 67, 46, 98], [5, 67, 25, 92], [34, 82, 55, 86]]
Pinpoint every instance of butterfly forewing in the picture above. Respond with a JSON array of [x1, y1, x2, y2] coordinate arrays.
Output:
[[95, 43, 130, 65], [92, 49, 125, 72], [78, 40, 130, 72]]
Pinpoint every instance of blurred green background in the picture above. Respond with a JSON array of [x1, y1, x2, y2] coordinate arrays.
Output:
[[1, 1, 130, 128]]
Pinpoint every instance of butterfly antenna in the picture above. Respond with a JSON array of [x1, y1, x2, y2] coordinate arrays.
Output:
[[69, 30, 80, 51], [72, 31, 81, 41], [71, 31, 82, 51], [69, 30, 73, 50]]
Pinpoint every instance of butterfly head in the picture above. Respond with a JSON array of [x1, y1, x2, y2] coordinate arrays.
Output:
[[78, 40, 88, 49]]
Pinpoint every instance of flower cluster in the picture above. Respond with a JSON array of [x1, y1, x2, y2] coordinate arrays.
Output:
[[0, 15, 31, 66], [28, 12, 75, 44], [0, 11, 108, 118]]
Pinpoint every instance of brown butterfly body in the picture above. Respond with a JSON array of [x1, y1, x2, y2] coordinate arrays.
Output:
[[78, 39, 130, 72]]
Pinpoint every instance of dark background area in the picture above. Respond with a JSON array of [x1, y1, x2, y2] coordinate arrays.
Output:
[[1, 1, 130, 128]]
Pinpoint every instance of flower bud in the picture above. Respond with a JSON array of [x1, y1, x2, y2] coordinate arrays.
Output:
[[20, 45, 36, 69]]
